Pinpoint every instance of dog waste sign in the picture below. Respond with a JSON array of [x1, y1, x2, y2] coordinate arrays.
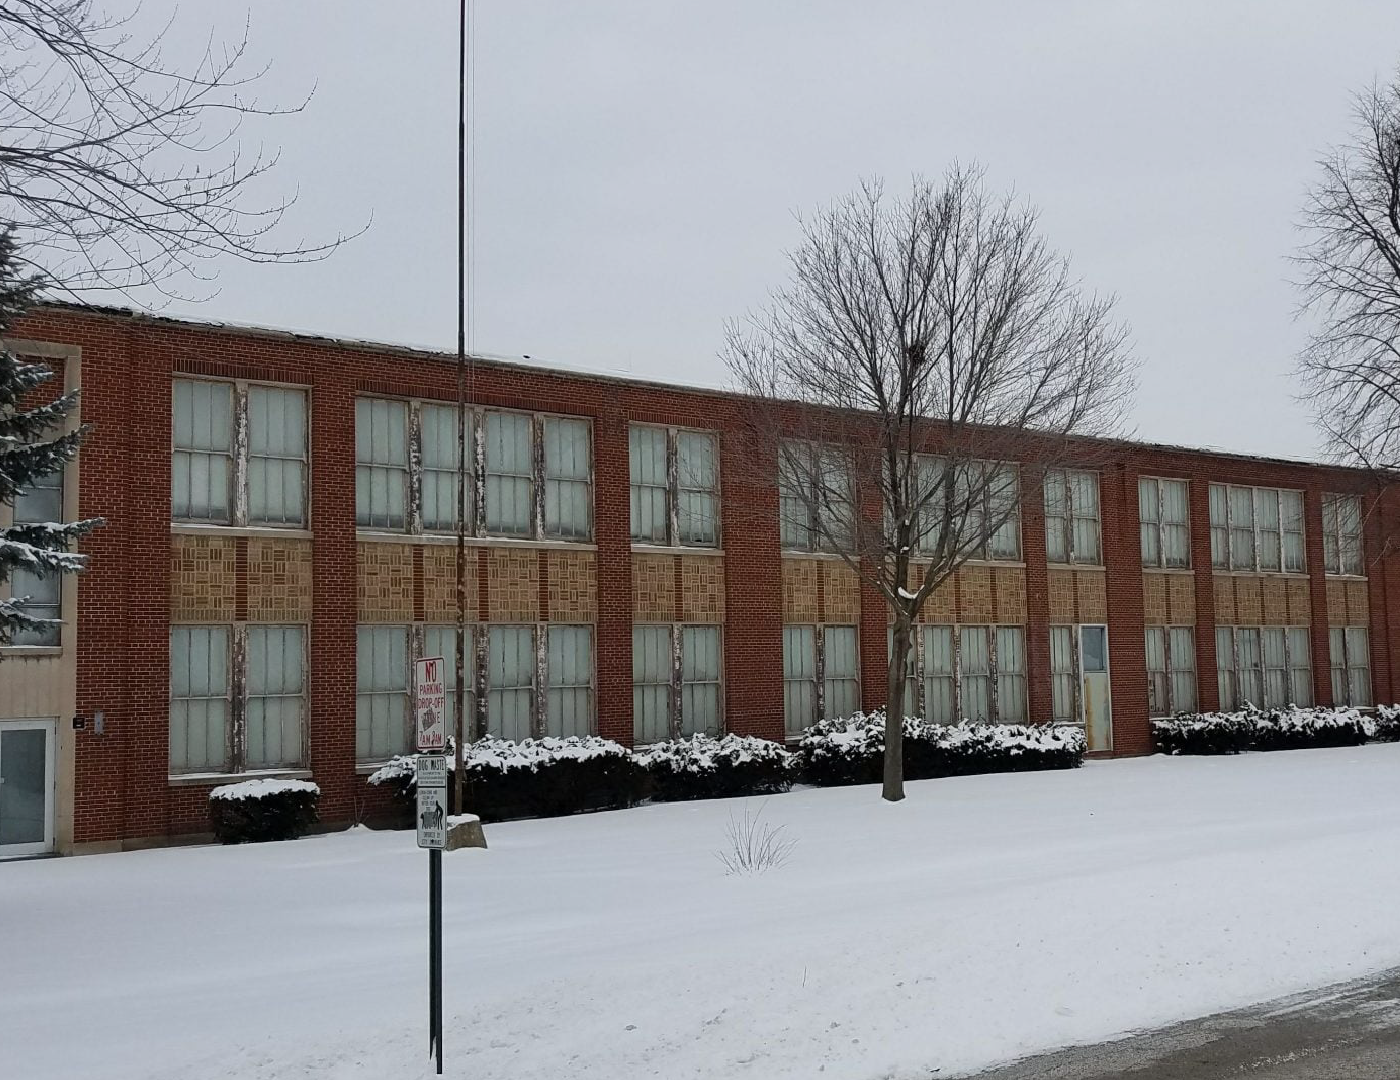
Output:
[[416, 755, 447, 850], [415, 656, 447, 752]]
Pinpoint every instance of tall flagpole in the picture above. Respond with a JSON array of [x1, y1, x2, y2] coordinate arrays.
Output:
[[453, 0, 468, 825]]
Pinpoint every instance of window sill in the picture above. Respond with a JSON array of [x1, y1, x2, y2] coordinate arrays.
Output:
[[0, 646, 62, 657], [630, 543, 723, 556], [168, 768, 313, 788], [1141, 566, 1194, 575], [1046, 562, 1105, 571], [1324, 573, 1368, 582], [355, 760, 397, 775], [780, 550, 853, 561], [171, 523, 313, 540], [356, 530, 597, 552], [1210, 569, 1310, 580]]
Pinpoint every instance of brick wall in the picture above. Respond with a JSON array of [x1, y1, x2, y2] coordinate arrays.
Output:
[[14, 304, 1400, 845]]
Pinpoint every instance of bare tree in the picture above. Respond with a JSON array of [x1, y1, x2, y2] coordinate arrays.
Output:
[[724, 168, 1136, 802], [0, 1, 359, 298], [1297, 68, 1400, 471]]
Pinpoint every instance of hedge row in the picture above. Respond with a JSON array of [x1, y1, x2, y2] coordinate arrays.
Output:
[[208, 778, 321, 844], [365, 719, 1085, 824], [1150, 705, 1395, 755]]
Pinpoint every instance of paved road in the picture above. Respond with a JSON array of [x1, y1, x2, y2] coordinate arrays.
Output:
[[963, 968, 1400, 1079]]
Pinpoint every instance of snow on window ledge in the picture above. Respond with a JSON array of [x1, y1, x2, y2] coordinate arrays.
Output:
[[168, 768, 313, 788]]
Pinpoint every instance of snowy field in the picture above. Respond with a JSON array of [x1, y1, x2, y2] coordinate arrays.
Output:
[[5, 746, 1400, 1080]]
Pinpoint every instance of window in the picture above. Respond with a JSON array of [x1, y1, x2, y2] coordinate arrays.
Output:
[[782, 625, 817, 736], [487, 624, 535, 741], [1044, 469, 1101, 564], [1145, 626, 1196, 716], [1140, 478, 1190, 568], [912, 458, 1022, 561], [628, 425, 720, 547], [1322, 494, 1363, 577], [173, 379, 307, 527], [783, 624, 859, 734], [890, 624, 1026, 722], [822, 626, 860, 721], [633, 624, 724, 742], [779, 442, 854, 553], [356, 625, 411, 760], [422, 624, 475, 744], [1049, 625, 1076, 722], [357, 398, 593, 541], [170, 625, 232, 772], [1216, 625, 1312, 710], [547, 624, 594, 737], [170, 623, 307, 774], [245, 625, 305, 768], [7, 466, 65, 646], [1329, 627, 1372, 707], [1209, 485, 1305, 573]]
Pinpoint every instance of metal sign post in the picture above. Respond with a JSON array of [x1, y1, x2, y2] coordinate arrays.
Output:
[[417, 754, 447, 1074]]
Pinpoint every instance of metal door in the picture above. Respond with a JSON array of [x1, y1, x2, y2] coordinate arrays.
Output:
[[1079, 625, 1112, 752], [0, 720, 55, 857]]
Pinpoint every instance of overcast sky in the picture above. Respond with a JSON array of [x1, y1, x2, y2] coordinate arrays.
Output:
[[132, 1, 1400, 462]]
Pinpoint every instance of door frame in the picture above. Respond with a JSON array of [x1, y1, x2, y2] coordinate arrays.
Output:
[[1078, 624, 1113, 753], [0, 718, 57, 858]]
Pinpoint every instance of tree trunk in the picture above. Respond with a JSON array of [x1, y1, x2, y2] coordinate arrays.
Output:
[[884, 616, 912, 802]]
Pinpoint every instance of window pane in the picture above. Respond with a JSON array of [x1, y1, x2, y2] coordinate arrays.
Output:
[[170, 625, 231, 772], [960, 625, 990, 721], [13, 471, 62, 525], [547, 624, 594, 737], [629, 426, 670, 543], [681, 625, 722, 736], [986, 465, 1021, 559], [1044, 471, 1068, 563], [246, 625, 305, 768], [1237, 627, 1263, 707], [1346, 626, 1371, 707], [1145, 627, 1167, 716], [1280, 490, 1305, 573], [544, 417, 592, 540], [1209, 484, 1228, 569], [1080, 625, 1107, 673], [355, 398, 409, 529], [1262, 627, 1288, 707], [172, 380, 233, 522], [1255, 489, 1281, 572], [8, 567, 60, 646], [487, 624, 534, 741], [816, 449, 854, 552], [1050, 625, 1075, 722], [485, 412, 533, 536], [1140, 478, 1161, 568], [1228, 487, 1255, 570], [421, 404, 468, 532], [996, 626, 1026, 722], [1168, 626, 1197, 713], [677, 431, 720, 546], [782, 624, 816, 735], [822, 626, 859, 720], [921, 625, 952, 723], [632, 624, 672, 744], [247, 387, 307, 526], [424, 624, 473, 741], [355, 625, 410, 760], [1287, 626, 1313, 706]]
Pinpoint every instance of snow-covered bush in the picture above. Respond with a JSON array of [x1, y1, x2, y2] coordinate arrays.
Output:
[[796, 710, 1085, 787], [1153, 706, 1368, 755], [369, 736, 647, 822], [1369, 705, 1400, 742], [208, 778, 319, 844], [637, 734, 794, 802]]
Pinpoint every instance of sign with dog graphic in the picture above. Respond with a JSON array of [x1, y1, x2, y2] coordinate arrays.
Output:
[[416, 755, 448, 850]]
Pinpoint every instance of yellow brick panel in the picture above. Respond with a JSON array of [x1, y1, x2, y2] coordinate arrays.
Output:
[[1213, 575, 1235, 624], [487, 548, 540, 622], [1347, 579, 1369, 624], [680, 555, 725, 623], [1142, 572, 1168, 626], [958, 565, 993, 622], [1074, 570, 1107, 623], [358, 542, 415, 623], [247, 538, 313, 623], [1167, 574, 1195, 623], [823, 562, 861, 623], [782, 558, 819, 623], [993, 566, 1027, 624], [1047, 569, 1075, 622], [633, 553, 676, 621], [1234, 575, 1262, 625], [918, 568, 957, 622], [1260, 578, 1288, 625], [1286, 577, 1311, 623], [170, 535, 237, 622], [422, 546, 478, 622], [548, 550, 597, 622]]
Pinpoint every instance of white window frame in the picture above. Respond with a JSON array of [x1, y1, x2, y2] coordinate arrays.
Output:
[[890, 623, 1027, 723], [1044, 469, 1102, 565], [173, 377, 309, 528], [1145, 625, 1197, 717], [1329, 626, 1372, 708], [628, 424, 721, 548], [1321, 493, 1364, 577], [1209, 484, 1306, 574], [356, 397, 594, 542], [1139, 477, 1191, 569], [171, 622, 308, 776], [1215, 624, 1312, 711]]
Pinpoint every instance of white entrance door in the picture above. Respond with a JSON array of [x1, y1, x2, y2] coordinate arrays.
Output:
[[0, 720, 56, 857], [1079, 625, 1112, 752]]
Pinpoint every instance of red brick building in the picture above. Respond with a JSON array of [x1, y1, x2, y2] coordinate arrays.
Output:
[[1, 304, 1394, 855]]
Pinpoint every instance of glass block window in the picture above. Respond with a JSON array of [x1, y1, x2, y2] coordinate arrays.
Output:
[[1322, 494, 1363, 577], [170, 625, 232, 772], [1140, 477, 1189, 568], [1330, 626, 1372, 708], [172, 379, 234, 523]]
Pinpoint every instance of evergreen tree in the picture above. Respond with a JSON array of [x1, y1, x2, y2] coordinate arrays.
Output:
[[0, 228, 101, 648]]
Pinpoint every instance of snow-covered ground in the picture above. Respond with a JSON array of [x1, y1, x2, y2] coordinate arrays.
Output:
[[5, 746, 1400, 1080]]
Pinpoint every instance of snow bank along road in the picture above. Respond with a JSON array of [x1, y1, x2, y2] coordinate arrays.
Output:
[[4, 745, 1400, 1080]]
